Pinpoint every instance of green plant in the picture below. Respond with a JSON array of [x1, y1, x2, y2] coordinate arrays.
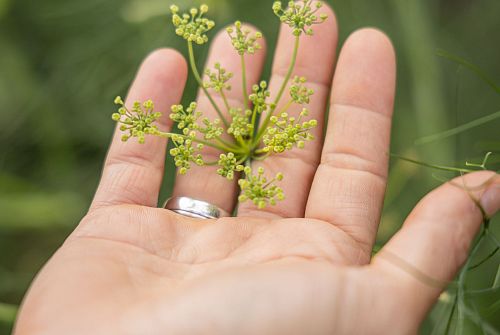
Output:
[[111, 0, 327, 209], [390, 51, 500, 333]]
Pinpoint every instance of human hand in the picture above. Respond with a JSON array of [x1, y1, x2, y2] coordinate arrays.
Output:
[[14, 4, 500, 334]]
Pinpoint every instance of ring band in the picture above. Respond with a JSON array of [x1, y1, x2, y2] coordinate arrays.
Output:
[[163, 196, 230, 219]]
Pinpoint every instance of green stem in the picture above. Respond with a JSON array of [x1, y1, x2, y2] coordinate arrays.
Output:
[[156, 131, 244, 153], [416, 111, 500, 145], [255, 148, 268, 155], [468, 246, 499, 270], [236, 155, 249, 166], [188, 41, 230, 128], [203, 161, 219, 166], [253, 153, 270, 161], [253, 35, 300, 146], [216, 137, 240, 152], [220, 90, 231, 112], [454, 230, 486, 335], [437, 49, 500, 96], [245, 159, 252, 169], [277, 100, 293, 116], [444, 293, 458, 335], [241, 54, 249, 110], [272, 36, 300, 108], [235, 135, 247, 149], [249, 106, 258, 141], [390, 154, 474, 174]]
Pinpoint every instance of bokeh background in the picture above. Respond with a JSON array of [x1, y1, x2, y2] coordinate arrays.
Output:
[[1, 0, 499, 333]]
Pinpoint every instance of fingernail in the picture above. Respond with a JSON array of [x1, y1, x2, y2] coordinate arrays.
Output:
[[481, 183, 500, 217]]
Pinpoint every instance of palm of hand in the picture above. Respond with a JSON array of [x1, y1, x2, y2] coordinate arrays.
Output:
[[22, 205, 384, 335], [14, 3, 500, 335]]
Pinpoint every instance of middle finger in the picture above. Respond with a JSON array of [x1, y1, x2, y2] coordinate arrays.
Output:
[[238, 2, 338, 218]]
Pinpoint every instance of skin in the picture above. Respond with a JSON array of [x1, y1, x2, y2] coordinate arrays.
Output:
[[14, 3, 500, 335]]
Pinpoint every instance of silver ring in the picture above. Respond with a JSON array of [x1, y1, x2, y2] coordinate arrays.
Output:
[[163, 196, 230, 219]]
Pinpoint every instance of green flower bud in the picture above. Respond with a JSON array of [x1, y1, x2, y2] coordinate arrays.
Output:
[[171, 4, 215, 45], [114, 96, 124, 105], [273, 0, 327, 36]]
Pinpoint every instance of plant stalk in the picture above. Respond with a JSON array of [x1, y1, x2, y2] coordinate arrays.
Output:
[[188, 41, 230, 128]]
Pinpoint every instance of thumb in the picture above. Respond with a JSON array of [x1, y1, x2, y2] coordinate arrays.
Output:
[[372, 171, 500, 326]]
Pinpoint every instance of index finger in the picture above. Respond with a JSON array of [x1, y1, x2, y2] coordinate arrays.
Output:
[[91, 49, 187, 210]]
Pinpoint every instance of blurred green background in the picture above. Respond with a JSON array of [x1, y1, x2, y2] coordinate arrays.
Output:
[[0, 0, 499, 333]]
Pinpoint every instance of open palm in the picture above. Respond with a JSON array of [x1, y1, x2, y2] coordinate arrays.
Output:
[[15, 4, 499, 335]]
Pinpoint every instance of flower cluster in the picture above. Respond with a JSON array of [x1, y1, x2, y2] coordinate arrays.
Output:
[[170, 134, 205, 175], [198, 117, 224, 140], [239, 167, 285, 208], [217, 152, 244, 180], [169, 103, 201, 134], [204, 63, 233, 93], [227, 21, 263, 55], [272, 0, 328, 36], [170, 4, 215, 45], [112, 97, 161, 143], [113, 3, 328, 210], [249, 81, 271, 114], [263, 109, 317, 153], [290, 76, 314, 105], [228, 108, 253, 138]]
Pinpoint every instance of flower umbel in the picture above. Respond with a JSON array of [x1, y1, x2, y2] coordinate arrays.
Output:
[[112, 3, 328, 210], [170, 4, 215, 45], [204, 63, 234, 93], [273, 0, 328, 36], [217, 153, 245, 180], [169, 103, 201, 133], [263, 109, 317, 153], [227, 21, 263, 55], [112, 97, 161, 144], [170, 134, 205, 175], [249, 81, 271, 115], [239, 167, 285, 209], [290, 76, 314, 105]]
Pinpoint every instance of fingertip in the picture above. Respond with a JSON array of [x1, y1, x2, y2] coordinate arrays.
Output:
[[333, 27, 396, 115], [481, 176, 500, 217], [346, 28, 396, 60], [140, 48, 188, 86], [413, 171, 499, 221], [127, 48, 188, 115]]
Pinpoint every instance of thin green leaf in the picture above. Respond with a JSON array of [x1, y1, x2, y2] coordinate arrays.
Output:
[[465, 286, 499, 296], [462, 304, 500, 335], [469, 247, 499, 270], [415, 111, 500, 145], [390, 154, 473, 174], [494, 265, 500, 289], [437, 49, 500, 96]]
